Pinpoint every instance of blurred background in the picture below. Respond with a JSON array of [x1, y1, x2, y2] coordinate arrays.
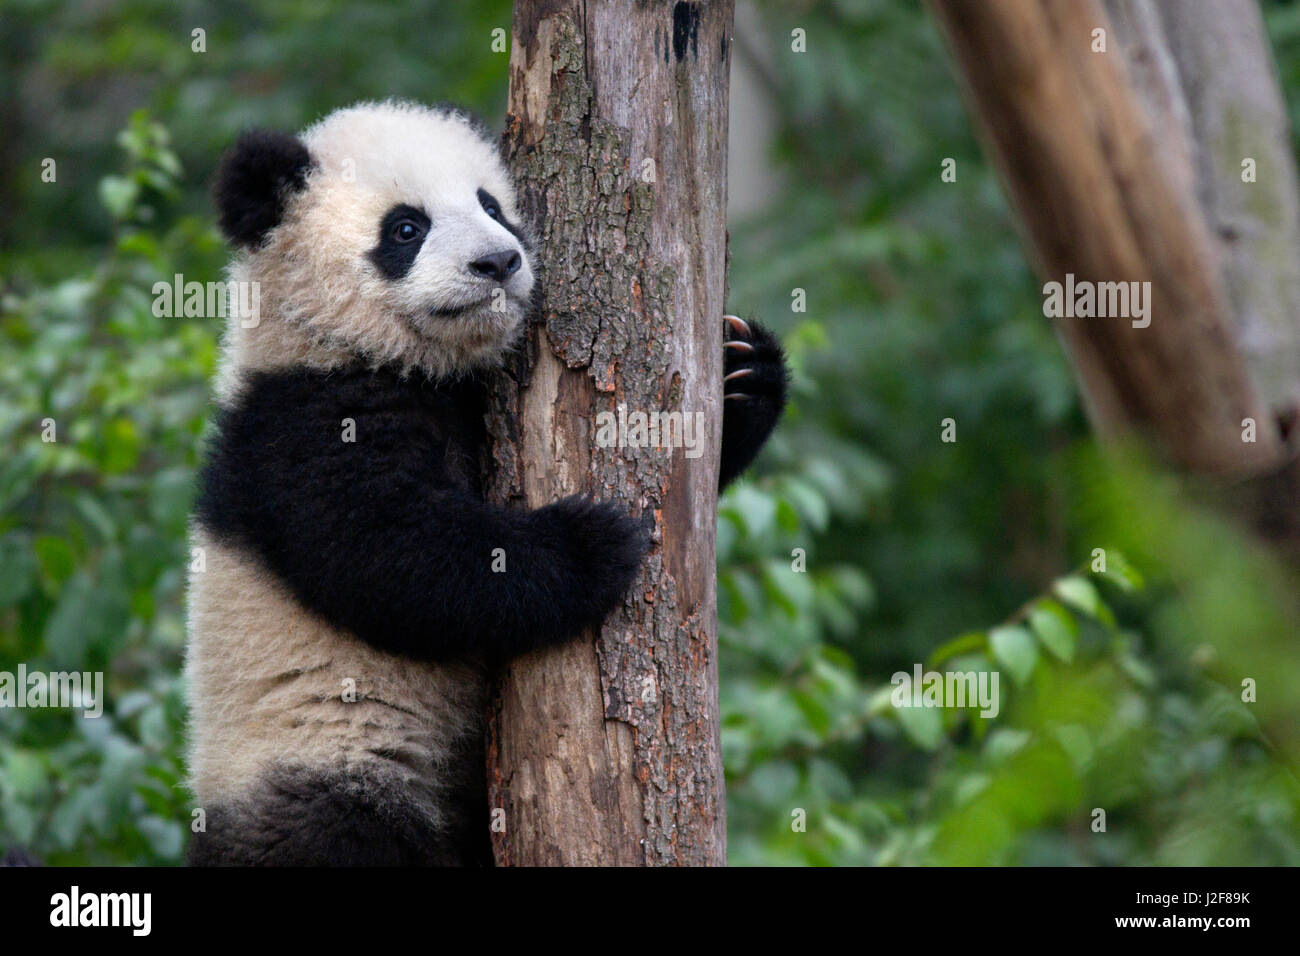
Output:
[[2, 0, 1300, 865]]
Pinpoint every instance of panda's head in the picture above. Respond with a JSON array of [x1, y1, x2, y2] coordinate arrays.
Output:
[[213, 100, 534, 378]]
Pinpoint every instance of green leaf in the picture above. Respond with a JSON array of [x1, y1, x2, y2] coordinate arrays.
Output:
[[929, 630, 986, 668], [138, 704, 171, 749], [99, 175, 139, 218], [989, 625, 1038, 685], [828, 565, 874, 609], [0, 449, 39, 513], [775, 497, 801, 533], [42, 572, 97, 665], [1028, 600, 1077, 662], [780, 476, 830, 531], [74, 492, 117, 541], [1053, 575, 1102, 618], [48, 787, 97, 849], [715, 514, 737, 563], [894, 700, 944, 750], [1100, 550, 1144, 592], [1053, 724, 1094, 772], [792, 689, 831, 736], [1117, 650, 1157, 687], [42, 564, 131, 668], [101, 416, 141, 473], [808, 757, 852, 803], [34, 535, 77, 590], [3, 749, 46, 799], [748, 761, 799, 808], [731, 485, 777, 539], [3, 802, 37, 845], [762, 557, 815, 616], [138, 816, 185, 859], [0, 534, 38, 606], [984, 728, 1031, 764], [954, 773, 991, 805]]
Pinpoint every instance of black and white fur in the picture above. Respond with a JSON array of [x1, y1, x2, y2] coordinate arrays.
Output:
[[185, 100, 786, 866]]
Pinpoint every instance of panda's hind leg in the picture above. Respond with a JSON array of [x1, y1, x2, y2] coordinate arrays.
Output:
[[188, 767, 481, 867]]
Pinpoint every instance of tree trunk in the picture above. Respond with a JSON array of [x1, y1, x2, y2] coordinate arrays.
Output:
[[1150, 0, 1300, 415], [481, 0, 733, 866], [1102, 0, 1300, 418], [924, 0, 1300, 552]]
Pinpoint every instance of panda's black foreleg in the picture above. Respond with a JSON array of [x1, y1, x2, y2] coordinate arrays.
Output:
[[197, 366, 652, 664], [453, 493, 652, 662], [719, 315, 788, 489], [281, 483, 650, 664]]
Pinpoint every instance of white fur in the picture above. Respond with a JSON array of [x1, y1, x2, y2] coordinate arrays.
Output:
[[185, 528, 485, 829], [214, 100, 534, 401]]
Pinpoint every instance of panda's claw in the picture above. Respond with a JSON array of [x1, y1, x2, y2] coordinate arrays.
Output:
[[719, 313, 788, 489], [723, 314, 751, 337]]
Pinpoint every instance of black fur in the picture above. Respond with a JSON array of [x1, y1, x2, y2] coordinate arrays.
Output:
[[194, 365, 651, 662], [187, 764, 491, 866], [213, 129, 314, 247], [369, 204, 431, 281], [719, 318, 788, 489]]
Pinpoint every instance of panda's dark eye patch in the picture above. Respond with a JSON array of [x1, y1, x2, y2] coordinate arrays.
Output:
[[477, 189, 502, 221], [369, 204, 431, 281], [477, 187, 528, 248]]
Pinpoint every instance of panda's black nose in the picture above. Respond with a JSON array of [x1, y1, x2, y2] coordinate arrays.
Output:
[[468, 250, 522, 282]]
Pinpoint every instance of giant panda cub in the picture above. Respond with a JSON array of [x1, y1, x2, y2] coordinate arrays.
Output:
[[186, 100, 788, 866]]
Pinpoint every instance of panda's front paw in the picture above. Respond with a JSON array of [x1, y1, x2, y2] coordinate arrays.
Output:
[[546, 495, 650, 628], [720, 315, 788, 489]]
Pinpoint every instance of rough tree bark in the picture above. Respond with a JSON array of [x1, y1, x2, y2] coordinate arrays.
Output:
[[923, 0, 1300, 552], [480, 0, 733, 865]]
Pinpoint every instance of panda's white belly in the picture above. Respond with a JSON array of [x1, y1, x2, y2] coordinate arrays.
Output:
[[184, 526, 485, 828]]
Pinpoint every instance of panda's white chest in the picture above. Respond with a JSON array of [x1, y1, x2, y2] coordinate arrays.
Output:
[[184, 527, 485, 812]]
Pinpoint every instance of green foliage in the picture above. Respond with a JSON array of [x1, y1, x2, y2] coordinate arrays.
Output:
[[721, 444, 1300, 865], [715, 0, 1300, 866], [1, 116, 208, 863]]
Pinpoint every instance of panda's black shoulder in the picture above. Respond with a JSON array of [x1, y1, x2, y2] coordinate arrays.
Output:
[[204, 366, 438, 456], [221, 365, 426, 420], [194, 365, 487, 544], [214, 364, 486, 429]]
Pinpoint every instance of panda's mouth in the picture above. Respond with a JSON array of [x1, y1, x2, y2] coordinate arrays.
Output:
[[429, 296, 493, 319], [404, 294, 520, 342]]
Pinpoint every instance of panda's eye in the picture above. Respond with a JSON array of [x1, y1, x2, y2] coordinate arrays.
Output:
[[478, 189, 504, 222], [392, 219, 422, 243]]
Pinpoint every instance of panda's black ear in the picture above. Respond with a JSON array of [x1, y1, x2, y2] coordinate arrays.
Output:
[[213, 129, 314, 247]]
